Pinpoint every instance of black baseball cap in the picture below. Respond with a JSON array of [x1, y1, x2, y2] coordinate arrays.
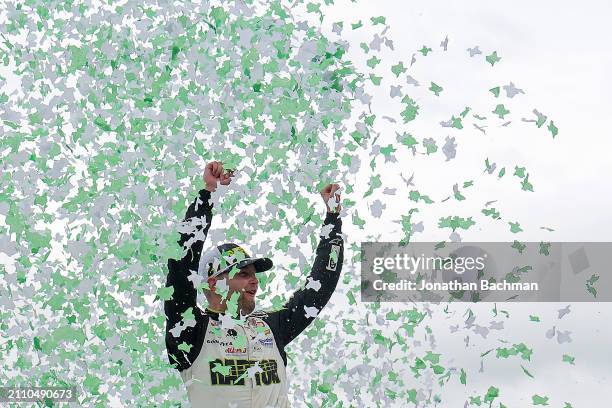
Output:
[[197, 243, 273, 278]]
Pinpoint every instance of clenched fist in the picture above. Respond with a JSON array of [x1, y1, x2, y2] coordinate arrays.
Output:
[[320, 183, 342, 213], [204, 161, 234, 192]]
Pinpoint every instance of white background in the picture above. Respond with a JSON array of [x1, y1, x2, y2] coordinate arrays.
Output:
[[314, 0, 612, 406]]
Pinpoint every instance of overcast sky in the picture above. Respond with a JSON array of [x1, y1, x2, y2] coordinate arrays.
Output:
[[309, 0, 612, 406], [324, 0, 612, 242]]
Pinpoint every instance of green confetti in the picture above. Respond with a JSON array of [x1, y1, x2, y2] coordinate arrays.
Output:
[[156, 286, 175, 301], [370, 16, 386, 25], [419, 45, 432, 56], [509, 221, 523, 233], [492, 104, 510, 119], [351, 20, 363, 29], [369, 74, 382, 85], [532, 394, 549, 405], [423, 138, 438, 154], [460, 107, 472, 118], [521, 174, 534, 192], [429, 82, 443, 96], [514, 166, 527, 178], [451, 115, 463, 129], [391, 62, 407, 77], [438, 216, 476, 231], [400, 95, 420, 123], [548, 120, 558, 138], [367, 56, 382, 68], [398, 132, 418, 147], [484, 386, 499, 403], [486, 51, 501, 66], [586, 274, 599, 298], [212, 362, 232, 376]]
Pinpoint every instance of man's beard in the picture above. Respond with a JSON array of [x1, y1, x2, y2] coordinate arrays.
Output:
[[238, 294, 256, 316]]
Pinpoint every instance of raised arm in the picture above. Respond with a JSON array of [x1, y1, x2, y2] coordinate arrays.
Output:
[[164, 161, 233, 370], [271, 184, 345, 345]]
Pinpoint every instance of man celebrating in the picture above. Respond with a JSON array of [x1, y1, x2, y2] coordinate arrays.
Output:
[[165, 160, 344, 407]]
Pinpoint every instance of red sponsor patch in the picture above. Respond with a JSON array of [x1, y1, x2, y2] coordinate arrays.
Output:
[[225, 346, 247, 355]]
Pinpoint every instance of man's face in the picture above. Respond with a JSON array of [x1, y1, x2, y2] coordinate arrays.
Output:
[[225, 263, 259, 315]]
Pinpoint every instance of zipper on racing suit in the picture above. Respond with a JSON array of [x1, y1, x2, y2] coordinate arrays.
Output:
[[241, 323, 254, 407]]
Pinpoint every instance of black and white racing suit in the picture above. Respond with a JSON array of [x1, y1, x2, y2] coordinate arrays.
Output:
[[165, 188, 344, 407]]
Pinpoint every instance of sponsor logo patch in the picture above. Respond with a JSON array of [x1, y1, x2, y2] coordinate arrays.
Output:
[[225, 346, 247, 355], [327, 244, 340, 271], [209, 359, 281, 386], [259, 338, 274, 347], [247, 318, 267, 328]]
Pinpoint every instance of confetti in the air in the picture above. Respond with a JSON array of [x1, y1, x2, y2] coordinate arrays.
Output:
[[0, 0, 574, 406]]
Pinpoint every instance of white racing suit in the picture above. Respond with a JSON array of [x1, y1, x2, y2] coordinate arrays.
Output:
[[165, 189, 344, 407]]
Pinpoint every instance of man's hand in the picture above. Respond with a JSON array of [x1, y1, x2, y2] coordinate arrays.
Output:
[[320, 183, 342, 213], [204, 161, 235, 192]]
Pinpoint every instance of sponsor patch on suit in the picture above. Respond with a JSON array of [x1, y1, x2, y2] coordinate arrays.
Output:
[[327, 244, 340, 271], [259, 338, 274, 348]]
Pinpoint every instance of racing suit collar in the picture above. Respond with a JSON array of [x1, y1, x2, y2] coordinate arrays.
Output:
[[205, 308, 222, 321], [205, 308, 259, 322]]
